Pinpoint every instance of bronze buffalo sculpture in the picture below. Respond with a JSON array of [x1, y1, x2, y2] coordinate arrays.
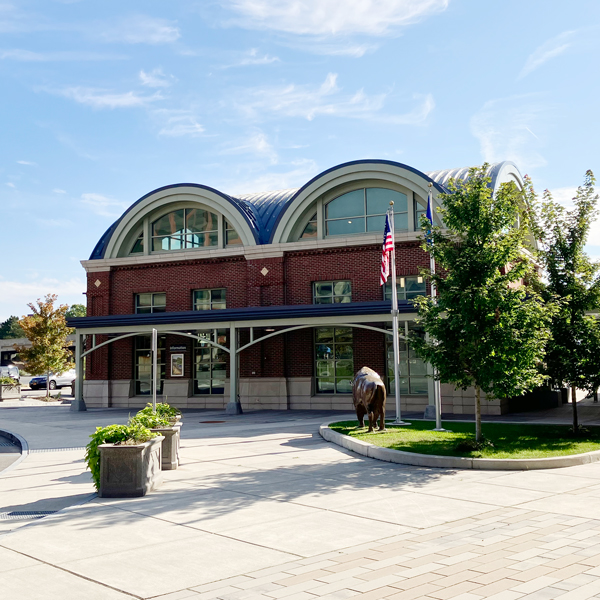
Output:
[[352, 366, 386, 432]]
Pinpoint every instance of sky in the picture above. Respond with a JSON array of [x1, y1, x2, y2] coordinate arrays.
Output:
[[1, 0, 599, 321]]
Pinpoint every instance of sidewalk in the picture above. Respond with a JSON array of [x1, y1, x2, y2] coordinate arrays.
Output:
[[2, 405, 600, 599]]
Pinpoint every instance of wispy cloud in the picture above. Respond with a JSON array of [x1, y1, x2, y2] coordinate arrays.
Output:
[[519, 31, 576, 80], [6, 182, 15, 188], [81, 193, 129, 217], [221, 131, 279, 164], [53, 188, 66, 194], [470, 94, 551, 171], [222, 48, 281, 68], [225, 158, 319, 195], [153, 109, 205, 137], [139, 68, 176, 87], [52, 86, 162, 109], [0, 48, 127, 61], [222, 0, 448, 36], [17, 160, 36, 166], [97, 16, 180, 45], [235, 72, 434, 124], [0, 276, 86, 322]]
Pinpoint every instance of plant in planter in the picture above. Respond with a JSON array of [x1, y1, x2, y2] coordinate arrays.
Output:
[[85, 421, 163, 497], [139, 402, 182, 424], [0, 376, 21, 401], [133, 405, 181, 470]]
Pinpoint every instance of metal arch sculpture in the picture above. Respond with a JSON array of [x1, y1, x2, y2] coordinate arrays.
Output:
[[352, 367, 386, 432]]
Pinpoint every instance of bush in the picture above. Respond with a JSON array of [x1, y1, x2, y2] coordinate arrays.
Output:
[[131, 410, 171, 429], [138, 402, 181, 420], [85, 422, 158, 491], [0, 376, 18, 387]]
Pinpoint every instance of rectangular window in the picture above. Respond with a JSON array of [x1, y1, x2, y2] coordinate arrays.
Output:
[[313, 280, 351, 304], [386, 322, 427, 396], [383, 276, 426, 302], [414, 200, 427, 231], [314, 327, 353, 394], [194, 329, 228, 395], [225, 220, 242, 246], [134, 334, 166, 396], [135, 292, 166, 314], [193, 288, 226, 311]]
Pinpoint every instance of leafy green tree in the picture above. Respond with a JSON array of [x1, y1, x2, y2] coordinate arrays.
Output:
[[65, 304, 87, 318], [412, 165, 553, 442], [15, 294, 73, 397], [0, 316, 25, 339], [536, 171, 600, 431]]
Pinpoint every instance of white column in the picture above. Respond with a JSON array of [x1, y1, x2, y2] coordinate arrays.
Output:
[[70, 332, 87, 412], [226, 323, 243, 415]]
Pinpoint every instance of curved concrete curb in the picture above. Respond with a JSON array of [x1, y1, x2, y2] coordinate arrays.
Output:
[[0, 428, 29, 475], [319, 421, 600, 470]]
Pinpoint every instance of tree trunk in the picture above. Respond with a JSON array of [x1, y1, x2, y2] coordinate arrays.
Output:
[[46, 370, 50, 398], [594, 387, 598, 403], [572, 385, 579, 433], [475, 386, 482, 442]]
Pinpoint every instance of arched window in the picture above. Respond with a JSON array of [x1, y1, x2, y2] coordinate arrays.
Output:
[[325, 188, 408, 236], [151, 208, 218, 251]]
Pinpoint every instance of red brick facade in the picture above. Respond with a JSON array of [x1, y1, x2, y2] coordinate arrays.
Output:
[[86, 242, 430, 388]]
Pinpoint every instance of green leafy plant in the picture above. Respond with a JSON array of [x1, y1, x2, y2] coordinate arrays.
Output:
[[139, 402, 181, 420], [0, 376, 18, 387], [131, 410, 171, 429], [85, 422, 158, 491]]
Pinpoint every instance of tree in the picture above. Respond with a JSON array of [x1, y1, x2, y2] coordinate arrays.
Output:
[[15, 294, 74, 397], [536, 170, 600, 432], [412, 165, 553, 442], [65, 304, 87, 318], [0, 316, 25, 339]]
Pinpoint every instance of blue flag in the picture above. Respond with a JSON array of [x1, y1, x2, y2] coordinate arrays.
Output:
[[425, 188, 434, 242]]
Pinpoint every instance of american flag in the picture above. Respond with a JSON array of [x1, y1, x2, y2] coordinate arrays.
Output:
[[380, 213, 394, 286]]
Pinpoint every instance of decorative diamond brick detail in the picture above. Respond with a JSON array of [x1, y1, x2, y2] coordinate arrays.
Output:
[[260, 267, 269, 276], [94, 279, 102, 288]]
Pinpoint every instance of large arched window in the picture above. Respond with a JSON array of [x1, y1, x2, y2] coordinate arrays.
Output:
[[325, 188, 408, 236], [152, 208, 218, 251]]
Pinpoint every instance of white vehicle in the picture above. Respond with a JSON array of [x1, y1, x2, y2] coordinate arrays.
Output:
[[29, 369, 76, 390]]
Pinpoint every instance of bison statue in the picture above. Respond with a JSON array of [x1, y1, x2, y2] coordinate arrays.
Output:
[[352, 366, 386, 432]]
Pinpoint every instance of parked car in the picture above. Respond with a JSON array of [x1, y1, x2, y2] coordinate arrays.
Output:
[[29, 369, 76, 390], [0, 365, 20, 384]]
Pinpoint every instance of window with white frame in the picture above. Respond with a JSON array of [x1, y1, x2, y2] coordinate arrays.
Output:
[[151, 208, 218, 251], [314, 327, 353, 394], [325, 188, 408, 237], [383, 276, 427, 302], [135, 292, 166, 314], [193, 288, 226, 310], [313, 280, 351, 304], [193, 329, 228, 395], [134, 334, 166, 395], [386, 322, 428, 396]]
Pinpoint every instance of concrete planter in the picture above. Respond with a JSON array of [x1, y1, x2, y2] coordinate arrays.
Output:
[[98, 436, 164, 497], [150, 426, 180, 470], [0, 384, 20, 400]]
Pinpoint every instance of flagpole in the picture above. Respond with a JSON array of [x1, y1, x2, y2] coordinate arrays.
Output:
[[427, 183, 447, 432], [389, 202, 410, 426]]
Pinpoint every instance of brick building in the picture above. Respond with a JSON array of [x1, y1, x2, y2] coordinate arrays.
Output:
[[69, 159, 524, 415]]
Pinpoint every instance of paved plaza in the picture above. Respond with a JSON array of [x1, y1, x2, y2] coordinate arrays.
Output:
[[3, 405, 600, 599]]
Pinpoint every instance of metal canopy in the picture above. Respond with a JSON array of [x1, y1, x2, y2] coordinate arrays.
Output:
[[69, 302, 419, 414]]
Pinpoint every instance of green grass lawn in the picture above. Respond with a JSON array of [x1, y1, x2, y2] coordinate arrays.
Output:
[[329, 420, 600, 459]]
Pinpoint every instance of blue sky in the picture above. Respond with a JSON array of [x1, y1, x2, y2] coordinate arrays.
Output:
[[1, 0, 599, 321]]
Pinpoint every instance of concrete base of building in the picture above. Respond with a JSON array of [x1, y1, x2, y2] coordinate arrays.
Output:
[[81, 378, 512, 415]]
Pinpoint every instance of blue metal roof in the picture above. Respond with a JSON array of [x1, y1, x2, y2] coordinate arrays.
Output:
[[89, 160, 519, 260], [67, 300, 413, 329]]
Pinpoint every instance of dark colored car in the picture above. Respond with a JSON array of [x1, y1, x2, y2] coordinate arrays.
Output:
[[0, 365, 20, 384]]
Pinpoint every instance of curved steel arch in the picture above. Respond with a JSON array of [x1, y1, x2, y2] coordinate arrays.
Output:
[[237, 323, 404, 354], [81, 330, 230, 359]]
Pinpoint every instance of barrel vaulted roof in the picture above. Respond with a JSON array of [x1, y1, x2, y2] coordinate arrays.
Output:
[[89, 160, 522, 260]]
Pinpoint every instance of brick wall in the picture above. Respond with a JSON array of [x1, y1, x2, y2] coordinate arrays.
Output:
[[86, 242, 431, 386]]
